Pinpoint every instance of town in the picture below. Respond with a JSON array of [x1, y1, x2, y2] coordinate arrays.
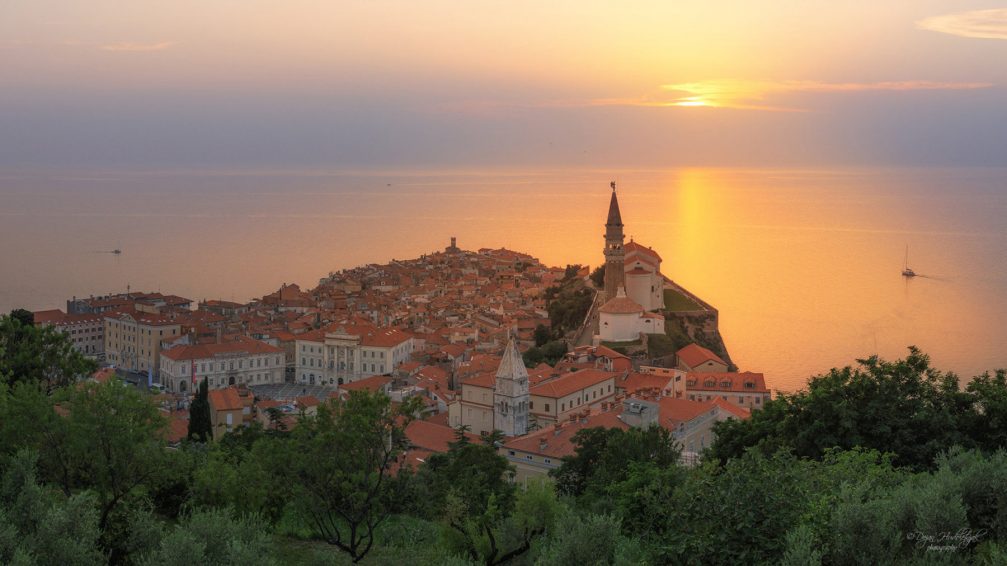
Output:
[[30, 185, 769, 477]]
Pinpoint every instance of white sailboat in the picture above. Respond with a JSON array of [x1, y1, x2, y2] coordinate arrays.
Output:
[[902, 245, 916, 278]]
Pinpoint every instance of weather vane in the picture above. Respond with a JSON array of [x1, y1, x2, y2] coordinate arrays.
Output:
[[610, 181, 616, 191]]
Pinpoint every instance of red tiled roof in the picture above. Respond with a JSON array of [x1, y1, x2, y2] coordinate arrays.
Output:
[[340, 375, 392, 393], [624, 240, 663, 262], [530, 369, 618, 399], [599, 296, 643, 315], [677, 343, 727, 368], [161, 337, 282, 361], [504, 410, 628, 458], [208, 388, 244, 411]]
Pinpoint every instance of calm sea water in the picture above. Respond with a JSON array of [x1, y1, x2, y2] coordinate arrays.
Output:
[[1, 167, 1005, 392]]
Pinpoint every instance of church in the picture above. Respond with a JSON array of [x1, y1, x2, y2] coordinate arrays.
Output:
[[598, 184, 666, 343]]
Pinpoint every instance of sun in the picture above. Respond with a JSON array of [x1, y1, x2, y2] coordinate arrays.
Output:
[[671, 96, 713, 107]]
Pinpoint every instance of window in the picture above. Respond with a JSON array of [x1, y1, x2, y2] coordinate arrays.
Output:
[[545, 403, 550, 412], [529, 401, 534, 410]]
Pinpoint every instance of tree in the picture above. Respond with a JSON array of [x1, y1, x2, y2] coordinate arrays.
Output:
[[533, 324, 551, 347], [708, 348, 972, 470], [552, 426, 680, 502], [419, 429, 559, 565], [9, 309, 33, 326], [0, 450, 104, 566], [134, 507, 277, 566], [54, 379, 168, 560], [285, 391, 421, 563], [589, 265, 605, 288], [0, 314, 96, 391], [187, 378, 212, 442]]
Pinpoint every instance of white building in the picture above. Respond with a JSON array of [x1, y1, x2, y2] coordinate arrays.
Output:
[[623, 240, 665, 311], [294, 324, 415, 386], [598, 287, 665, 343], [160, 337, 285, 394]]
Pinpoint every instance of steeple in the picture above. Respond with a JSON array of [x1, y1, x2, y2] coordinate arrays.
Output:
[[493, 335, 529, 437], [606, 182, 623, 227], [603, 182, 627, 301]]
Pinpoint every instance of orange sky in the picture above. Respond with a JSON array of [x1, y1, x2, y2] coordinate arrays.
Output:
[[1, 1, 1005, 168]]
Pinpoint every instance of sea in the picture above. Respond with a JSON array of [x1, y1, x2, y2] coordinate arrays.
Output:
[[1, 167, 1005, 393]]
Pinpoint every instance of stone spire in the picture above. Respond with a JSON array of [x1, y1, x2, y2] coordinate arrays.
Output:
[[603, 182, 626, 302], [493, 335, 529, 437]]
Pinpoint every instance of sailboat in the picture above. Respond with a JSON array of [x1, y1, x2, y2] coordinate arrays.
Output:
[[902, 245, 916, 278]]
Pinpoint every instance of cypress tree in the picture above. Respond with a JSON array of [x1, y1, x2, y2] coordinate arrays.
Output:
[[187, 378, 212, 441]]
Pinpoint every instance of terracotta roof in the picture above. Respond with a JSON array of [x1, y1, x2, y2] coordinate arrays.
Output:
[[618, 372, 674, 395], [405, 419, 477, 453], [530, 369, 617, 399], [677, 343, 727, 368], [208, 388, 244, 412], [161, 337, 283, 361], [340, 375, 392, 393], [504, 410, 628, 458], [599, 291, 644, 315], [624, 240, 663, 262]]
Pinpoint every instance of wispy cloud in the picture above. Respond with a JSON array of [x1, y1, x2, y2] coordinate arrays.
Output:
[[586, 79, 993, 111], [99, 41, 174, 53], [917, 8, 1007, 40]]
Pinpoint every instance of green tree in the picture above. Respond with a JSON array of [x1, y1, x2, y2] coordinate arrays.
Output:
[[589, 265, 605, 288], [533, 324, 551, 347], [709, 348, 971, 470], [0, 314, 96, 391], [552, 426, 680, 502], [187, 378, 212, 442], [284, 391, 421, 563], [0, 450, 105, 566], [54, 379, 167, 559], [534, 512, 629, 566], [135, 508, 277, 566], [9, 309, 33, 326]]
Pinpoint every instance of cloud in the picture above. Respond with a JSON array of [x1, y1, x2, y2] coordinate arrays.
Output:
[[586, 79, 993, 111], [917, 8, 1007, 40], [99, 41, 174, 53]]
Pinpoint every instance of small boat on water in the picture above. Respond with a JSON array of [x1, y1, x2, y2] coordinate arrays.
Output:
[[112, 249, 122, 255], [902, 245, 916, 278]]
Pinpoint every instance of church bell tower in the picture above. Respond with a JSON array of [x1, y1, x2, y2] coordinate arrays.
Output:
[[603, 182, 626, 301]]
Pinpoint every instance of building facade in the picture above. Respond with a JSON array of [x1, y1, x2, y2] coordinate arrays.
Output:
[[160, 338, 286, 394], [34, 309, 105, 360], [294, 324, 415, 386], [103, 309, 182, 377]]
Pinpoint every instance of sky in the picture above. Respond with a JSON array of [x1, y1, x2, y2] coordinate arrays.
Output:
[[1, 1, 1006, 169]]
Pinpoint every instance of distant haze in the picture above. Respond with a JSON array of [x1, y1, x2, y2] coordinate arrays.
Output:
[[1, 1, 1006, 169]]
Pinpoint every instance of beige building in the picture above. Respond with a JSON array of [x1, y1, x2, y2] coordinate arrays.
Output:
[[160, 337, 285, 394], [686, 371, 771, 410], [597, 287, 665, 343], [104, 308, 182, 377], [207, 387, 254, 440]]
